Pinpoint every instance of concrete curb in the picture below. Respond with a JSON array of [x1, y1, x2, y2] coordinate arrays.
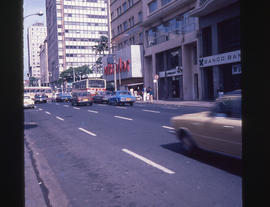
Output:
[[135, 100, 214, 108]]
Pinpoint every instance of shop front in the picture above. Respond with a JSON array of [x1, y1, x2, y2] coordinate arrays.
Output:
[[102, 45, 143, 91], [199, 50, 241, 99]]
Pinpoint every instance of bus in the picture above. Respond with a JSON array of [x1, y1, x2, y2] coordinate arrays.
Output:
[[72, 78, 106, 96], [24, 86, 53, 100]]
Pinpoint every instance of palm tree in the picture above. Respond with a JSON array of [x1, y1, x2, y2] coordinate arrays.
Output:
[[92, 35, 109, 56]]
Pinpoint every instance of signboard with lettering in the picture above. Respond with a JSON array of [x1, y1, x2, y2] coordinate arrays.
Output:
[[199, 50, 241, 67]]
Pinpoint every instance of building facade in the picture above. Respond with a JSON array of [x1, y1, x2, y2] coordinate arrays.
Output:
[[40, 38, 49, 86], [27, 22, 47, 80], [141, 0, 200, 100], [46, 0, 109, 86], [191, 0, 240, 100], [104, 0, 144, 90]]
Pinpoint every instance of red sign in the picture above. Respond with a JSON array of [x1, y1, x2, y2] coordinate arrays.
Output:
[[104, 58, 130, 75]]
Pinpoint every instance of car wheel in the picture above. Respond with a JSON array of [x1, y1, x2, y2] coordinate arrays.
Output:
[[178, 130, 196, 155], [129, 102, 133, 106]]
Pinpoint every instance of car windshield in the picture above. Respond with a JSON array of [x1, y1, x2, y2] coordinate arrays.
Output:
[[88, 80, 105, 88]]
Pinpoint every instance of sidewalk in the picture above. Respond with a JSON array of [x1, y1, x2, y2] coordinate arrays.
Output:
[[136, 99, 214, 108], [25, 142, 47, 207]]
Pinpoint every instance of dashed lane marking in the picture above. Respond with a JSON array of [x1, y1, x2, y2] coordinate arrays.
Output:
[[122, 148, 175, 175], [73, 107, 80, 110], [114, 115, 133, 121], [56, 116, 64, 121], [45, 111, 51, 115], [162, 126, 175, 130], [88, 110, 99, 113], [142, 109, 160, 113], [78, 127, 97, 136]]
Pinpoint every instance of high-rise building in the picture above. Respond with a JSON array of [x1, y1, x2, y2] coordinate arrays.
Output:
[[27, 22, 47, 80], [46, 0, 109, 86]]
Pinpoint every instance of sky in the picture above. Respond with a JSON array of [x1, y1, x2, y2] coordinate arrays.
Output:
[[23, 0, 46, 80]]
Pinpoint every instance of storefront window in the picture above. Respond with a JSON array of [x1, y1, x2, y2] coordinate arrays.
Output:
[[167, 49, 179, 69]]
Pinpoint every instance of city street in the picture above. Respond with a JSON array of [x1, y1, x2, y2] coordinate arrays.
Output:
[[24, 102, 242, 207]]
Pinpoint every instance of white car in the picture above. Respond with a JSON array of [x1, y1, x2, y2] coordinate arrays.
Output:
[[24, 95, 35, 108]]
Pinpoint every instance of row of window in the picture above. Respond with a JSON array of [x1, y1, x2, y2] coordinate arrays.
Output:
[[63, 29, 107, 35], [66, 53, 97, 57], [148, 0, 172, 14], [112, 11, 142, 38], [65, 37, 100, 42], [113, 0, 134, 19], [63, 13, 107, 19], [62, 5, 106, 11], [59, 21, 107, 27]]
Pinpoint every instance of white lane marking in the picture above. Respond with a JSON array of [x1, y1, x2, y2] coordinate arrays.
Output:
[[56, 103, 59, 105], [38, 108, 43, 111], [114, 116, 133, 121], [88, 110, 99, 114], [116, 106, 127, 109], [142, 109, 160, 113], [64, 105, 69, 107], [78, 127, 96, 136], [56, 116, 64, 121], [45, 111, 51, 115], [73, 107, 80, 110], [122, 149, 175, 175], [162, 125, 174, 130]]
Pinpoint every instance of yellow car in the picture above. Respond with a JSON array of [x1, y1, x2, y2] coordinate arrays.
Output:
[[170, 90, 242, 159], [24, 95, 35, 108]]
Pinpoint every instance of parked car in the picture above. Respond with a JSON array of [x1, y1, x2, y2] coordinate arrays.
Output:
[[34, 94, 48, 103], [24, 95, 35, 108], [170, 90, 242, 159], [56, 92, 72, 102], [108, 90, 136, 106], [71, 92, 93, 106], [93, 91, 113, 104]]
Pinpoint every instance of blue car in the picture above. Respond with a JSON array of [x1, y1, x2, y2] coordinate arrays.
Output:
[[108, 90, 136, 106]]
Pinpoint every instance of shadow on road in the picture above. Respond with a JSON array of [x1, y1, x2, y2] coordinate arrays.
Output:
[[161, 142, 242, 176]]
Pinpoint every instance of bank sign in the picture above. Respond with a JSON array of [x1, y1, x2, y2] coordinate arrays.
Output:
[[102, 45, 143, 81], [199, 50, 241, 67]]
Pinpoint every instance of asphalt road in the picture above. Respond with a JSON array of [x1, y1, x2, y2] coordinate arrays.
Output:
[[24, 101, 242, 207]]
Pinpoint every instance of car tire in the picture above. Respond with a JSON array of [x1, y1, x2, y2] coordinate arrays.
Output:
[[129, 102, 133, 106], [178, 130, 196, 155]]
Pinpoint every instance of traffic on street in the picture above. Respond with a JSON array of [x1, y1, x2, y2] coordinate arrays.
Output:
[[24, 100, 242, 207]]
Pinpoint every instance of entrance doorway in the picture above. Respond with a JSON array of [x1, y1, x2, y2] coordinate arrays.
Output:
[[203, 67, 214, 100], [172, 78, 179, 98]]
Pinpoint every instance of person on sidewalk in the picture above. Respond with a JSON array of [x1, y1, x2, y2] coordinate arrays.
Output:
[[149, 87, 153, 103], [143, 87, 147, 102]]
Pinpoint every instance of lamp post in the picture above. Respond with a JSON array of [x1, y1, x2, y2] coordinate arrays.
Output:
[[24, 11, 43, 19]]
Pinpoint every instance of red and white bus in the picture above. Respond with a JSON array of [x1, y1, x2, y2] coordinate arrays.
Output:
[[72, 78, 106, 96]]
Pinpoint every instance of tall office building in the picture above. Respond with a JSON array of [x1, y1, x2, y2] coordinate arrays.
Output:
[[46, 0, 109, 86], [27, 22, 47, 80]]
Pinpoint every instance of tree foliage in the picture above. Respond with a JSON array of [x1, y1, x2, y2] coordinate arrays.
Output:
[[92, 35, 109, 56], [60, 65, 93, 82]]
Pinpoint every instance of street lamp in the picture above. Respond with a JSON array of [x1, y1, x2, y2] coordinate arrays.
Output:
[[24, 11, 43, 19]]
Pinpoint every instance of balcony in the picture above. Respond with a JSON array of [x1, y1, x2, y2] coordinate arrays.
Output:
[[190, 0, 239, 17]]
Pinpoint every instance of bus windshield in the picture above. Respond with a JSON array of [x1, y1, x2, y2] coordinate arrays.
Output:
[[88, 80, 105, 88]]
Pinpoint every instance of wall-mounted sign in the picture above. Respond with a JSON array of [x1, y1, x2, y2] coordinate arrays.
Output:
[[102, 45, 143, 81], [159, 66, 182, 78], [199, 50, 241, 67]]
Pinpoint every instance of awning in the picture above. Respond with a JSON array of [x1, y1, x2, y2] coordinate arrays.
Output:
[[126, 83, 144, 87]]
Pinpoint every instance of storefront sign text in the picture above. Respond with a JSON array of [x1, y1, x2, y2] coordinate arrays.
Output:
[[199, 50, 241, 67], [104, 57, 130, 75]]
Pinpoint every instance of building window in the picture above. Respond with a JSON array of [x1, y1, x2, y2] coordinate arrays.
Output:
[[122, 2, 127, 12], [148, 0, 158, 13], [161, 0, 171, 6], [138, 11, 142, 22], [123, 21, 128, 31]]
